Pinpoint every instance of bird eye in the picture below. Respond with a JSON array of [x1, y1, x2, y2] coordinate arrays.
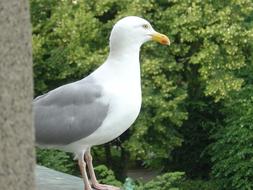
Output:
[[142, 24, 149, 29]]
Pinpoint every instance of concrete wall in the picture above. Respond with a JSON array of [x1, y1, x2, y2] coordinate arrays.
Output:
[[0, 1, 35, 190]]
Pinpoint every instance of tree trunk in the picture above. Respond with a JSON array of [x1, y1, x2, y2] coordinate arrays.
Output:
[[119, 147, 130, 181], [0, 1, 35, 190], [104, 143, 112, 168]]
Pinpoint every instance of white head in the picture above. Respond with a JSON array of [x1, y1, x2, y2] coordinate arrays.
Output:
[[109, 16, 170, 52]]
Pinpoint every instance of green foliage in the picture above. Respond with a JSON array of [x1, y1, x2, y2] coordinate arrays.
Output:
[[154, 0, 253, 178], [135, 172, 184, 190], [123, 174, 219, 190], [94, 165, 122, 187], [210, 86, 253, 190], [178, 179, 220, 190], [160, 0, 253, 101], [209, 24, 253, 189], [31, 0, 108, 95], [36, 148, 77, 175]]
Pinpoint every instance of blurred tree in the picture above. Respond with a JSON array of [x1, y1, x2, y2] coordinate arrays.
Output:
[[208, 4, 253, 189], [158, 0, 253, 101], [210, 86, 253, 190], [135, 172, 185, 190], [209, 37, 253, 189], [153, 0, 253, 180]]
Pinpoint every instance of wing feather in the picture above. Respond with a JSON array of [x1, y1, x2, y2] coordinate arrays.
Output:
[[33, 77, 109, 146]]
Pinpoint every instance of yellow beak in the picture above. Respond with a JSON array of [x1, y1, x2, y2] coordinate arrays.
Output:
[[151, 32, 170, 45]]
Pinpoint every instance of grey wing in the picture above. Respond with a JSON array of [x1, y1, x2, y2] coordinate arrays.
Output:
[[33, 78, 109, 146]]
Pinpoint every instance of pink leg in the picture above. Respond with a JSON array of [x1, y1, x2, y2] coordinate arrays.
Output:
[[78, 152, 93, 190], [85, 148, 120, 190]]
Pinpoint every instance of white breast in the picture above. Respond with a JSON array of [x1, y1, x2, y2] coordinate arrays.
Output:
[[64, 83, 141, 154], [64, 73, 141, 154], [62, 53, 142, 153], [94, 81, 142, 144]]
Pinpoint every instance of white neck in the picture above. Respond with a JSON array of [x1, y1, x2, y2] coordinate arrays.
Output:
[[91, 45, 141, 89], [108, 41, 141, 61], [106, 43, 141, 82]]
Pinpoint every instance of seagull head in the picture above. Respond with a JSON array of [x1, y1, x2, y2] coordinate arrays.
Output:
[[109, 16, 170, 50]]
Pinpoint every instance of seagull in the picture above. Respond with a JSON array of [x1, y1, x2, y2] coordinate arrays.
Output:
[[34, 16, 170, 190]]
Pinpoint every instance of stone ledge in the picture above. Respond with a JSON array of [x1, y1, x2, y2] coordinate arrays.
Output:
[[36, 165, 91, 190]]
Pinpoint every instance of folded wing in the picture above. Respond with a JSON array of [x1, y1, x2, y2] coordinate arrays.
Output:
[[33, 77, 109, 146]]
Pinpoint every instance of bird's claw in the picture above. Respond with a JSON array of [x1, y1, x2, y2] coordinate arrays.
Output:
[[92, 183, 120, 190]]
